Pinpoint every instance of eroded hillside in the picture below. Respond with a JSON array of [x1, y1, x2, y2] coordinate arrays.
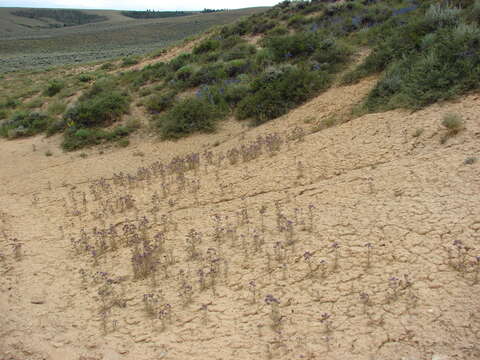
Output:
[[1, 72, 480, 359]]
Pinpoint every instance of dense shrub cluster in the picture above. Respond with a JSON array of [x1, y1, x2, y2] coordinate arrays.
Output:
[[237, 65, 329, 125], [62, 124, 136, 151], [355, 4, 480, 110], [157, 98, 226, 139], [65, 80, 130, 127], [0, 111, 51, 138]]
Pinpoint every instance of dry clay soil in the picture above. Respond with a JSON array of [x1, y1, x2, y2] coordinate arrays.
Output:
[[1, 76, 480, 360]]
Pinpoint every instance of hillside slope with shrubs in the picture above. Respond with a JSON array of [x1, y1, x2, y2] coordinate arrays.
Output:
[[2, 0, 480, 151]]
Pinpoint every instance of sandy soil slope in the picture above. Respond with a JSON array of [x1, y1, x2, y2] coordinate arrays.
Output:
[[1, 77, 479, 360]]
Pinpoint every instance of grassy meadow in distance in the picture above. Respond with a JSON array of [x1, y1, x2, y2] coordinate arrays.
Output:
[[0, 7, 268, 73]]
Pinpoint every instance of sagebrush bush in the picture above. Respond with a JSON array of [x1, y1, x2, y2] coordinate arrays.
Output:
[[191, 63, 227, 86], [157, 97, 226, 139], [121, 57, 140, 67], [169, 53, 194, 71], [193, 39, 221, 55], [65, 82, 129, 127], [0, 111, 51, 138], [225, 59, 250, 77], [365, 21, 480, 110], [176, 65, 196, 82], [62, 124, 136, 151], [144, 90, 177, 113], [442, 113, 464, 133], [44, 80, 64, 97], [237, 65, 329, 125], [222, 43, 257, 61]]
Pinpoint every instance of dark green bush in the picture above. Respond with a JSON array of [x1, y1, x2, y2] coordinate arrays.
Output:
[[222, 43, 257, 61], [176, 65, 196, 82], [1, 98, 20, 109], [62, 124, 136, 151], [264, 32, 314, 61], [44, 80, 64, 97], [0, 111, 51, 138], [158, 97, 226, 139], [144, 90, 177, 113], [365, 22, 480, 110], [191, 63, 227, 86], [193, 39, 221, 55], [100, 63, 115, 71], [224, 82, 251, 105], [65, 90, 129, 127], [169, 53, 194, 71], [78, 73, 94, 83], [122, 57, 140, 67], [266, 25, 289, 36], [237, 65, 329, 125], [225, 59, 250, 77]]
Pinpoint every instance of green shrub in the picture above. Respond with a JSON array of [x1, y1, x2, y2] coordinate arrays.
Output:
[[193, 39, 221, 55], [122, 57, 140, 67], [225, 59, 250, 77], [46, 119, 67, 136], [157, 97, 226, 139], [442, 113, 464, 133], [288, 14, 308, 28], [100, 63, 115, 70], [365, 22, 480, 110], [0, 111, 51, 138], [47, 101, 67, 116], [264, 32, 349, 65], [62, 124, 136, 151], [44, 80, 64, 97], [266, 25, 289, 36], [0, 109, 7, 120], [65, 90, 129, 127], [222, 43, 257, 61], [169, 53, 194, 71], [78, 73, 94, 83], [1, 98, 20, 109], [25, 98, 43, 109], [144, 90, 177, 113], [191, 63, 227, 86], [224, 82, 251, 105], [176, 65, 196, 82], [219, 35, 245, 49], [236, 65, 329, 125], [251, 20, 276, 34]]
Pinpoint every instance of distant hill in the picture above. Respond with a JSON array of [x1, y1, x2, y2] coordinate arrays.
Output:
[[0, 7, 269, 72]]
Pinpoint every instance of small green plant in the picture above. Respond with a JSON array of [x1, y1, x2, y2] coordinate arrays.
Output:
[[45, 150, 53, 156], [441, 113, 464, 134]]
